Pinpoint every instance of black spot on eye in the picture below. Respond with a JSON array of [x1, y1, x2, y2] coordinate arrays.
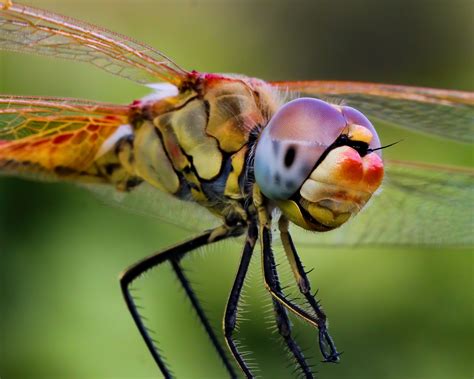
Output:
[[274, 173, 281, 185], [272, 140, 280, 156], [284, 145, 296, 168], [285, 180, 295, 189]]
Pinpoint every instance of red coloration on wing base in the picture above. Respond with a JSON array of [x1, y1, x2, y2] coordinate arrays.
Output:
[[0, 120, 119, 172], [52, 133, 73, 144]]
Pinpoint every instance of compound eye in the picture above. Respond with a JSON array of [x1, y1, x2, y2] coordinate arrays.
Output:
[[341, 106, 381, 156], [254, 98, 347, 200]]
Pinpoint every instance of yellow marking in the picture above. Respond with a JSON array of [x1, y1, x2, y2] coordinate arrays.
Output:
[[206, 82, 264, 153], [133, 121, 179, 193], [170, 99, 222, 180], [224, 145, 248, 199], [154, 111, 209, 203], [342, 123, 373, 144], [275, 199, 314, 231], [1, 0, 12, 10], [278, 217, 306, 290], [307, 203, 350, 228], [154, 114, 189, 171], [117, 139, 135, 175]]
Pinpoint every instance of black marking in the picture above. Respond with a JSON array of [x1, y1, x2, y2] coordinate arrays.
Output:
[[368, 140, 402, 153], [272, 140, 280, 156], [216, 95, 242, 118], [203, 100, 211, 121], [309, 133, 370, 179], [285, 180, 295, 189], [125, 177, 143, 191], [284, 145, 296, 168], [274, 173, 281, 186], [332, 134, 369, 157], [105, 163, 121, 176], [54, 166, 77, 176]]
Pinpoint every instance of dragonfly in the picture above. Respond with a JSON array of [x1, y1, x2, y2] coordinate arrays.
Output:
[[0, 2, 473, 378]]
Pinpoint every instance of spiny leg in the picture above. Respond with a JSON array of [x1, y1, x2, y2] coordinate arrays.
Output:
[[223, 221, 258, 378], [278, 216, 340, 362], [253, 186, 339, 364], [120, 226, 237, 378], [261, 222, 340, 363], [267, 256, 314, 377]]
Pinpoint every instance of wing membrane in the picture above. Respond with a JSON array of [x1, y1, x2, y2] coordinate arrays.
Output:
[[273, 81, 474, 143], [0, 2, 188, 85], [85, 182, 220, 233], [0, 95, 221, 231], [292, 160, 474, 246], [0, 95, 128, 178]]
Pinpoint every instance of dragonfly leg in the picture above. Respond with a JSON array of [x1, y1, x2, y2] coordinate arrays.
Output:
[[223, 220, 258, 378], [278, 216, 340, 362], [253, 186, 339, 363], [120, 225, 237, 378], [269, 268, 314, 377]]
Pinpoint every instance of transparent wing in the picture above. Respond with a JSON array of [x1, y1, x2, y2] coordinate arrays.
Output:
[[0, 95, 219, 231], [85, 182, 221, 233], [292, 160, 474, 246], [0, 95, 128, 177], [272, 81, 474, 143], [0, 95, 129, 140], [0, 2, 188, 86]]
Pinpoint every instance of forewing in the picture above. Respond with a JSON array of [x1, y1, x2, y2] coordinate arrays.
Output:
[[272, 81, 474, 143], [291, 160, 474, 246], [0, 95, 129, 179], [0, 95, 220, 231], [0, 2, 188, 86]]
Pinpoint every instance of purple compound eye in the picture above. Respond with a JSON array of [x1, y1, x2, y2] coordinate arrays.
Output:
[[340, 105, 381, 156], [254, 98, 348, 200]]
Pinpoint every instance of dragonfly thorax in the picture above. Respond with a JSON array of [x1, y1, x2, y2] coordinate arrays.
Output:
[[104, 75, 281, 226]]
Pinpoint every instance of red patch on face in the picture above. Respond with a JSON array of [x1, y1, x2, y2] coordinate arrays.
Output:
[[362, 154, 384, 189], [53, 133, 73, 145], [339, 150, 363, 183]]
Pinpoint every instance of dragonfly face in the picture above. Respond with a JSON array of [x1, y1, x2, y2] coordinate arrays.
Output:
[[254, 97, 384, 231], [0, 1, 472, 378]]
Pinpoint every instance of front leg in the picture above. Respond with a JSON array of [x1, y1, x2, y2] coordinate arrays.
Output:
[[278, 216, 340, 363], [254, 187, 340, 364]]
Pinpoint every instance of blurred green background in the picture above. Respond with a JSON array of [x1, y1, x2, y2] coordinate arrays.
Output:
[[0, 0, 473, 378]]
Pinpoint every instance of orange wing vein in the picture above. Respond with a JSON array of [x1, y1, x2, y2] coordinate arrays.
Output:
[[0, 95, 129, 179], [0, 2, 189, 86]]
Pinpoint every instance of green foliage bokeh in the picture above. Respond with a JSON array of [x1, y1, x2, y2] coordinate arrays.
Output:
[[0, 1, 473, 378]]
